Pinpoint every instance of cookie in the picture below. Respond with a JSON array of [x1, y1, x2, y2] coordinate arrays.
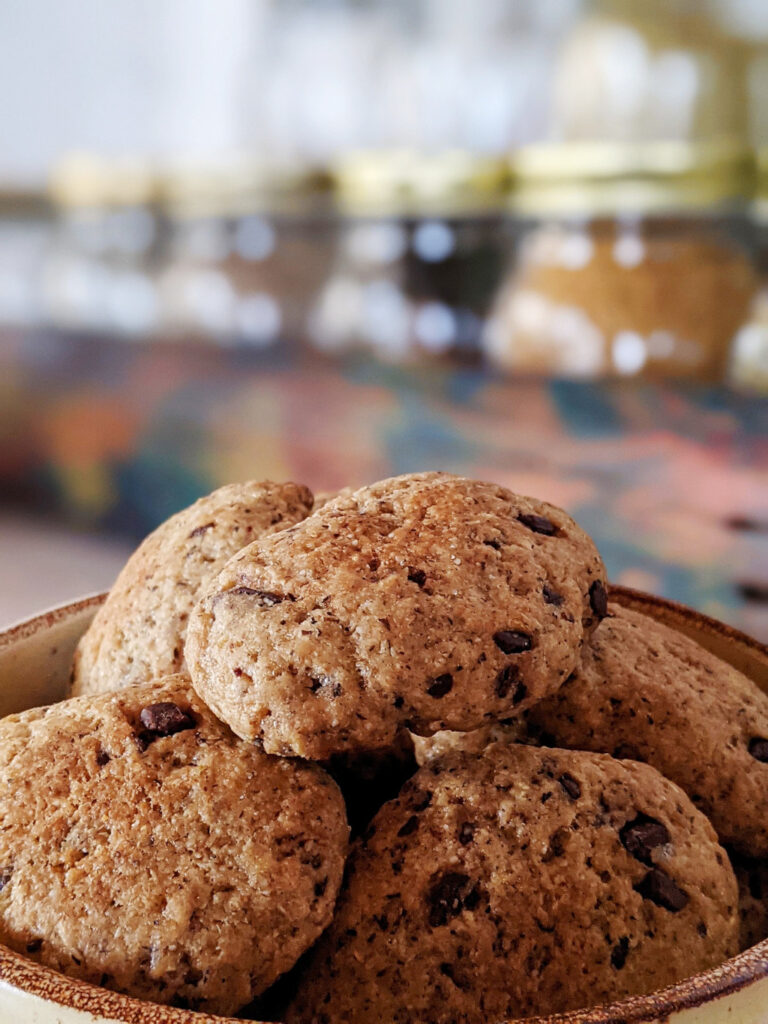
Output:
[[287, 744, 738, 1024], [0, 676, 348, 1015], [186, 472, 606, 759], [71, 480, 313, 696], [525, 602, 768, 857], [729, 852, 768, 950]]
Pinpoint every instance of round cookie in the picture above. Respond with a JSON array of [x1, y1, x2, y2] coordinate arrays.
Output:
[[186, 472, 606, 759], [287, 744, 738, 1024], [71, 480, 313, 696], [0, 676, 348, 1016], [524, 602, 768, 857], [729, 852, 768, 950]]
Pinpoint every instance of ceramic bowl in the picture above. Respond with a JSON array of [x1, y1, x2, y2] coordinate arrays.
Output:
[[0, 588, 767, 1024]]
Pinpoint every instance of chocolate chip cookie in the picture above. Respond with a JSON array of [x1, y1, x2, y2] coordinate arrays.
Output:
[[186, 472, 606, 759], [525, 602, 768, 857], [287, 744, 738, 1024], [71, 480, 313, 696], [0, 676, 348, 1015]]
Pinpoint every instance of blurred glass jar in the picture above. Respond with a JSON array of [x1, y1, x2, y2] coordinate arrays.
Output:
[[484, 141, 759, 380], [307, 150, 511, 363], [157, 161, 334, 349], [731, 148, 768, 390], [45, 156, 161, 337]]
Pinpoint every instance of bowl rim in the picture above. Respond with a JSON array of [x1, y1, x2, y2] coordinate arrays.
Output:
[[0, 587, 767, 1024]]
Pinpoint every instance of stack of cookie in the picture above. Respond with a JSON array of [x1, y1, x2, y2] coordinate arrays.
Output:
[[0, 472, 765, 1022]]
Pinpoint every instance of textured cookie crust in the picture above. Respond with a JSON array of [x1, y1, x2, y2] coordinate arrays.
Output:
[[0, 676, 348, 1016], [186, 472, 606, 758], [526, 602, 768, 857], [287, 744, 738, 1024], [71, 481, 313, 696], [730, 852, 768, 951], [411, 720, 530, 765]]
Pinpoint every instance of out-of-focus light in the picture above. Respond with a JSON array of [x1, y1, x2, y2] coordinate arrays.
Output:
[[105, 208, 156, 256], [234, 216, 276, 261], [183, 269, 235, 332], [106, 270, 157, 335], [361, 278, 410, 357], [412, 220, 455, 262], [613, 233, 645, 268], [236, 292, 282, 345], [346, 222, 408, 265], [414, 301, 456, 352], [612, 330, 647, 374]]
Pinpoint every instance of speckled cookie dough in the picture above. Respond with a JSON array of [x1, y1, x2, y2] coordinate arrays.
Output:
[[186, 472, 606, 759], [411, 719, 530, 765], [0, 676, 349, 1016], [287, 744, 738, 1024], [71, 480, 314, 696], [729, 852, 768, 950], [524, 602, 768, 858]]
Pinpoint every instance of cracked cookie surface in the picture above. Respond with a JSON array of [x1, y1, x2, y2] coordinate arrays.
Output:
[[186, 472, 606, 758], [71, 480, 313, 696], [0, 675, 348, 1016], [287, 743, 738, 1024]]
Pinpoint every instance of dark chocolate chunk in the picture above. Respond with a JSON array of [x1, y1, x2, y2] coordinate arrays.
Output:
[[457, 822, 475, 845], [393, 695, 404, 709], [314, 878, 328, 898], [635, 868, 689, 912], [426, 872, 482, 928], [483, 538, 502, 550], [589, 580, 608, 619], [427, 673, 453, 698], [408, 569, 427, 587], [542, 584, 564, 606], [397, 815, 420, 838], [26, 939, 42, 953], [749, 737, 768, 763], [230, 587, 287, 606], [188, 522, 215, 538], [620, 814, 671, 865], [493, 630, 533, 655], [558, 773, 581, 800], [518, 512, 558, 536], [95, 749, 110, 766], [139, 702, 196, 737], [611, 936, 630, 970]]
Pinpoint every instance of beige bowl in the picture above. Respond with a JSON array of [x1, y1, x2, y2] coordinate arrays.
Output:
[[0, 588, 767, 1024]]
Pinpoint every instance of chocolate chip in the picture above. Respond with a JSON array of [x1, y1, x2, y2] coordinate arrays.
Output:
[[543, 827, 569, 861], [393, 695, 404, 709], [749, 737, 768, 762], [411, 790, 432, 812], [230, 587, 287, 606], [493, 630, 533, 655], [26, 939, 42, 954], [408, 569, 427, 587], [589, 580, 608, 619], [611, 936, 629, 969], [543, 585, 564, 606], [620, 814, 671, 865], [0, 869, 11, 892], [188, 522, 215, 538], [427, 673, 453, 698], [458, 822, 475, 845], [314, 878, 328, 898], [426, 872, 482, 927], [139, 702, 196, 737], [483, 538, 502, 550], [495, 665, 527, 705], [397, 815, 419, 838], [96, 749, 110, 766], [635, 868, 689, 912], [518, 512, 558, 536], [233, 667, 244, 677], [368, 556, 380, 571], [558, 773, 581, 800]]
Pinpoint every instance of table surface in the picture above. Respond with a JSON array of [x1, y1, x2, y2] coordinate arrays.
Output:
[[1, 331, 766, 640]]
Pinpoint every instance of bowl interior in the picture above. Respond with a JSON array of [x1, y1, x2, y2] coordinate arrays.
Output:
[[0, 587, 767, 1024]]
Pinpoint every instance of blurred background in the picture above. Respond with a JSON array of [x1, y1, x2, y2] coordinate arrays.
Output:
[[0, 0, 766, 636]]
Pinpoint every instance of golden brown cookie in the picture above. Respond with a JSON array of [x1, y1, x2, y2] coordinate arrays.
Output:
[[186, 472, 606, 759], [287, 744, 738, 1024], [525, 602, 768, 857], [71, 480, 313, 696], [0, 676, 348, 1015]]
